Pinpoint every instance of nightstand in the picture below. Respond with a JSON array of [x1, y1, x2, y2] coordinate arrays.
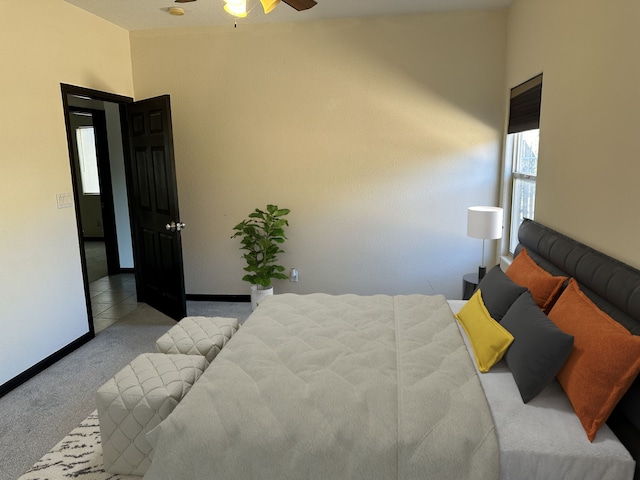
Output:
[[462, 273, 479, 300]]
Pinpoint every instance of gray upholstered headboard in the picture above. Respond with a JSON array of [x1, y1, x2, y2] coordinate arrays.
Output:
[[516, 219, 640, 478]]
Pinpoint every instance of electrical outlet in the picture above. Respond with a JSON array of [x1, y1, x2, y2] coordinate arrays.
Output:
[[290, 268, 299, 282]]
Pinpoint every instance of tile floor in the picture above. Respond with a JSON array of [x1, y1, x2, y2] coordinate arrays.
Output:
[[82, 240, 253, 334], [83, 240, 141, 333], [89, 273, 140, 333]]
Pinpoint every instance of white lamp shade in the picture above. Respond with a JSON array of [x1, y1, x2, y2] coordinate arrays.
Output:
[[467, 206, 503, 240]]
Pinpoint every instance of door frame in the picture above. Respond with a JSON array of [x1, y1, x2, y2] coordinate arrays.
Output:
[[61, 84, 134, 334]]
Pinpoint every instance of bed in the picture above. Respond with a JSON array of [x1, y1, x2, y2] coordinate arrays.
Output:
[[512, 218, 640, 479], [143, 219, 640, 480]]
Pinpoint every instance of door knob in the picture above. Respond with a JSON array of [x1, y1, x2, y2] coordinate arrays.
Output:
[[165, 221, 186, 232]]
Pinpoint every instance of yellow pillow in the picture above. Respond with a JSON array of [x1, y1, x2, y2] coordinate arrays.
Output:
[[456, 290, 514, 372]]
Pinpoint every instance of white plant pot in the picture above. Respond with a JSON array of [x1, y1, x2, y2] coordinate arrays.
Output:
[[251, 285, 273, 311]]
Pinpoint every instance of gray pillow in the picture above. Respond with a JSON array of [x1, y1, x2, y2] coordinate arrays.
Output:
[[501, 292, 574, 403], [477, 265, 527, 322]]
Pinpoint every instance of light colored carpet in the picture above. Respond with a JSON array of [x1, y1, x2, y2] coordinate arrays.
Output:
[[1, 300, 252, 480]]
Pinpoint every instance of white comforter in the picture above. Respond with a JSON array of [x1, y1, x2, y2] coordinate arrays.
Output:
[[144, 294, 499, 480]]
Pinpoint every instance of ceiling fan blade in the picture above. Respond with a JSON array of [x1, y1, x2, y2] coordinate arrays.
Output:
[[174, 0, 196, 3], [282, 0, 317, 11]]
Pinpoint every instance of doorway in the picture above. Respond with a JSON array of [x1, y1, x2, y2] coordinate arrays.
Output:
[[68, 107, 116, 281], [62, 85, 137, 333], [62, 84, 187, 327]]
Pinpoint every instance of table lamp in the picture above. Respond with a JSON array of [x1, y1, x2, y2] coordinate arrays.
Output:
[[467, 206, 503, 281]]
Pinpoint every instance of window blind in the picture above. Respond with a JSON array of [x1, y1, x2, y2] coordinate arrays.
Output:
[[508, 74, 543, 134]]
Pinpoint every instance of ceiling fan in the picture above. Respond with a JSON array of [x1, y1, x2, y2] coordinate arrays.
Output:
[[174, 0, 317, 17]]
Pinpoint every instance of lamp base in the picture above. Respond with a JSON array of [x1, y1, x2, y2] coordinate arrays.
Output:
[[478, 265, 487, 281]]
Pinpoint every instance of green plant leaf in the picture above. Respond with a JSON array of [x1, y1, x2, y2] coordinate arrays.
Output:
[[232, 204, 291, 285]]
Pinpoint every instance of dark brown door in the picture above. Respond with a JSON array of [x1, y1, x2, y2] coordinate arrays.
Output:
[[125, 95, 186, 320]]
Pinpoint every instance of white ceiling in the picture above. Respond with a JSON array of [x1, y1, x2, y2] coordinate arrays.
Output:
[[64, 0, 513, 31]]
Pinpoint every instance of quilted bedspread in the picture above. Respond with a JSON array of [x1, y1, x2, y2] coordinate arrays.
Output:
[[144, 294, 499, 480]]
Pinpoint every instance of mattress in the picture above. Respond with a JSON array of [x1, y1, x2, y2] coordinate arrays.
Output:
[[144, 294, 498, 480], [448, 299, 635, 480]]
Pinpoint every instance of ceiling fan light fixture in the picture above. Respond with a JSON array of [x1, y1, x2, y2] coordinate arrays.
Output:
[[168, 7, 185, 15], [224, 0, 248, 18], [260, 0, 281, 14]]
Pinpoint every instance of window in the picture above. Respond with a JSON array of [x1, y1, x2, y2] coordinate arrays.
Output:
[[505, 74, 542, 253], [76, 126, 100, 195], [508, 130, 538, 253]]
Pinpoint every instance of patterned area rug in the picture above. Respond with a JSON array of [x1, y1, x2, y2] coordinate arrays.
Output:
[[18, 411, 138, 480]]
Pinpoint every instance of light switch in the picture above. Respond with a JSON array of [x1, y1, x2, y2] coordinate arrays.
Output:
[[56, 193, 73, 209]]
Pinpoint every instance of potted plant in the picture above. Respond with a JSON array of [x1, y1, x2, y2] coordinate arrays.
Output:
[[232, 204, 290, 310]]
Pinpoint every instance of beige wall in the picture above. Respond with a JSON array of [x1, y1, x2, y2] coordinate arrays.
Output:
[[1, 0, 636, 395], [130, 11, 507, 298], [506, 0, 640, 268], [0, 0, 133, 385]]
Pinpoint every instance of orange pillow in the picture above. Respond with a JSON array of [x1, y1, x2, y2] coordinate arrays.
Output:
[[506, 248, 566, 313], [548, 279, 640, 441]]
